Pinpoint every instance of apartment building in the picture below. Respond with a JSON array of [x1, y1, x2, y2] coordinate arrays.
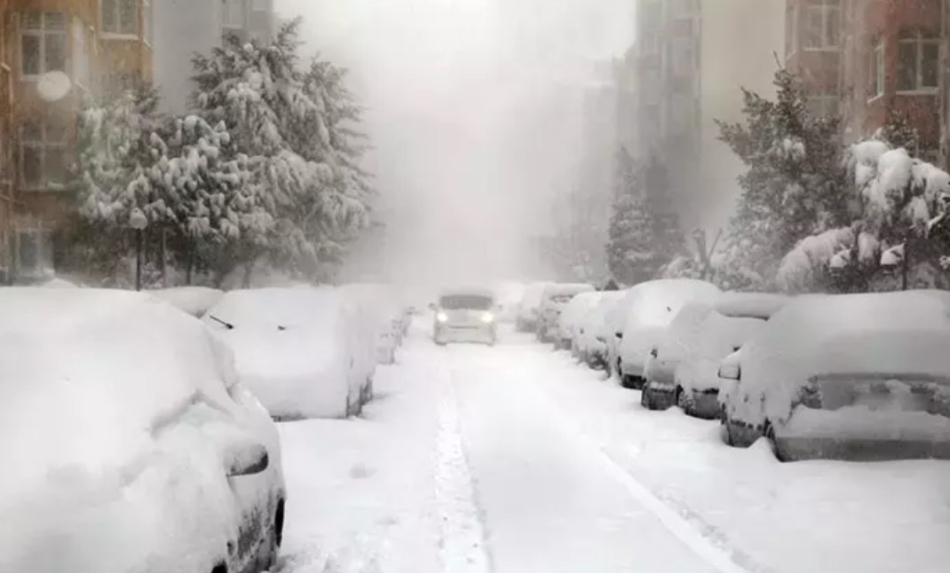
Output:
[[154, 0, 275, 114], [788, 0, 942, 159], [628, 0, 784, 231], [0, 0, 153, 282]]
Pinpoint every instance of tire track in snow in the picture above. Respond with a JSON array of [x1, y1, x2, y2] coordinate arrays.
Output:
[[527, 363, 765, 573], [433, 352, 492, 573]]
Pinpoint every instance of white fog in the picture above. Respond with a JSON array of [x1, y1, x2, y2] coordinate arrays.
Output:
[[276, 0, 635, 292]]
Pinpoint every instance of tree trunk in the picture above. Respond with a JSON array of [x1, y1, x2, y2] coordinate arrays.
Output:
[[160, 228, 168, 287], [901, 243, 910, 291], [242, 261, 254, 289], [185, 245, 194, 286]]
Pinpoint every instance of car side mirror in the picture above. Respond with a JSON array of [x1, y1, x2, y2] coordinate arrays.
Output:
[[615, 331, 623, 339], [225, 441, 270, 477], [718, 362, 741, 381]]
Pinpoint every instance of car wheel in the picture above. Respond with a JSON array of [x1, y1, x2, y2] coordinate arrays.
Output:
[[640, 387, 651, 409], [765, 423, 787, 462], [211, 563, 227, 573], [676, 387, 690, 413]]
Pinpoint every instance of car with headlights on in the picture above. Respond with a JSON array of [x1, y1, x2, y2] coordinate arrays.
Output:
[[433, 288, 498, 346]]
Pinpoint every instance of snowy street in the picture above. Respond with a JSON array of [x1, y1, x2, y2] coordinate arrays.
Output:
[[275, 323, 950, 573]]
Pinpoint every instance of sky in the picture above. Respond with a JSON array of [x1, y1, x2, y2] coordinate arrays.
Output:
[[274, 0, 635, 290]]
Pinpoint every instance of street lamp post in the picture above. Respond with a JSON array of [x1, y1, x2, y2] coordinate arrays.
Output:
[[129, 209, 148, 291]]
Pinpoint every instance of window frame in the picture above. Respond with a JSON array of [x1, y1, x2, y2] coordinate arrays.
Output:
[[896, 30, 940, 94], [20, 11, 68, 78], [100, 0, 140, 38], [803, 0, 840, 51], [20, 120, 68, 191], [869, 39, 885, 101]]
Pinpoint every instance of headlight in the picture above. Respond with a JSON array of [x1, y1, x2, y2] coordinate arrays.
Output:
[[436, 312, 448, 323], [481, 312, 494, 323]]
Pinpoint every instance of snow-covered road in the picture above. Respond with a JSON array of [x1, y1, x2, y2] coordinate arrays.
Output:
[[275, 325, 950, 573]]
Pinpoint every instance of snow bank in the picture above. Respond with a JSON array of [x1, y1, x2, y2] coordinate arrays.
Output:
[[149, 286, 224, 317], [725, 290, 950, 427], [41, 277, 79, 288], [0, 288, 249, 573], [618, 280, 721, 374], [205, 287, 359, 419]]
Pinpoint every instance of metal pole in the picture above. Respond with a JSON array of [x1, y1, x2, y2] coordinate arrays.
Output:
[[135, 228, 143, 291]]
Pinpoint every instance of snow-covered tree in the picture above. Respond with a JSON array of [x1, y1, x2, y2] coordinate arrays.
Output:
[[607, 147, 665, 284], [717, 68, 849, 286], [777, 139, 950, 292], [191, 19, 372, 281]]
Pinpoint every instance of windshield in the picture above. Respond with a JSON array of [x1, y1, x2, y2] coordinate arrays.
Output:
[[440, 295, 493, 310], [11, 2, 950, 573]]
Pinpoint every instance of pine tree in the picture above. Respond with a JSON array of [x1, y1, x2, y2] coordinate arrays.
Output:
[[191, 19, 372, 282], [717, 67, 849, 286], [607, 147, 664, 284]]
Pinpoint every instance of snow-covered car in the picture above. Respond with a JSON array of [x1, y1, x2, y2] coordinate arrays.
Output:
[[149, 286, 225, 318], [719, 290, 950, 461], [0, 289, 285, 573], [616, 279, 721, 389], [575, 291, 626, 369], [641, 293, 789, 416], [536, 283, 595, 344], [493, 280, 527, 323], [516, 281, 552, 332], [340, 283, 407, 365], [556, 291, 602, 352], [204, 287, 372, 420], [433, 288, 498, 345]]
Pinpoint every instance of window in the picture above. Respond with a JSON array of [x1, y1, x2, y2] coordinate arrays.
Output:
[[870, 40, 884, 98], [807, 93, 839, 118], [897, 30, 939, 92], [222, 0, 247, 29], [72, 21, 90, 86], [101, 0, 139, 36], [21, 121, 68, 189], [15, 228, 53, 279], [20, 12, 66, 76], [143, 0, 153, 44], [803, 0, 840, 50]]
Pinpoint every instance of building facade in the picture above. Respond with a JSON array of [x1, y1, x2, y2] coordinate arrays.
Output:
[[628, 0, 784, 232], [0, 0, 153, 282], [788, 0, 943, 160], [154, 0, 275, 114]]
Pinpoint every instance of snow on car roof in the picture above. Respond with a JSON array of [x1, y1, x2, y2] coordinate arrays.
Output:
[[204, 286, 348, 328], [713, 292, 791, 319], [148, 286, 224, 317], [620, 279, 721, 330], [0, 288, 236, 495]]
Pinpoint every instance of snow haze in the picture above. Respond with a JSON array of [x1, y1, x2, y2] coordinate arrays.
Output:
[[275, 0, 634, 294]]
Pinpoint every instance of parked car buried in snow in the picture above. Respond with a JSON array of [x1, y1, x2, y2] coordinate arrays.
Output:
[[433, 288, 498, 346], [516, 281, 552, 332], [557, 291, 603, 352], [616, 279, 721, 389], [575, 291, 626, 369], [719, 290, 950, 461], [536, 283, 595, 344], [0, 289, 286, 573], [204, 287, 374, 420], [641, 293, 789, 417]]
